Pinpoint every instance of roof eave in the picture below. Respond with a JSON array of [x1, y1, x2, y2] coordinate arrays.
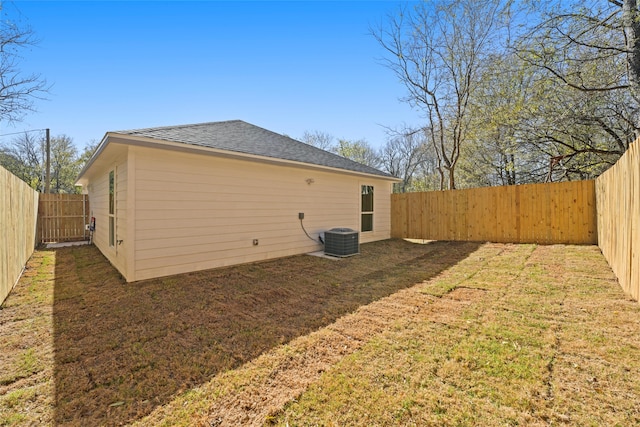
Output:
[[75, 132, 113, 186], [95, 133, 401, 182]]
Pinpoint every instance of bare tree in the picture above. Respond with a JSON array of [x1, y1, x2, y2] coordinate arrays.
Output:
[[1, 132, 86, 193], [372, 0, 510, 190], [0, 4, 48, 123], [623, 0, 640, 106], [517, 1, 639, 134], [0, 131, 44, 189], [50, 135, 80, 193], [299, 130, 335, 151], [506, 1, 638, 180], [334, 139, 381, 169], [77, 140, 99, 168], [300, 131, 382, 169], [458, 49, 548, 186], [379, 127, 429, 193]]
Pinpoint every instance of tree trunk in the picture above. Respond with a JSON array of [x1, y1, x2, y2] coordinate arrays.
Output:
[[505, 154, 516, 185], [448, 167, 456, 190], [623, 0, 640, 128]]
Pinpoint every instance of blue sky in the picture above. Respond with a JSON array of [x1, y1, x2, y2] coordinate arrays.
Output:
[[1, 1, 422, 151]]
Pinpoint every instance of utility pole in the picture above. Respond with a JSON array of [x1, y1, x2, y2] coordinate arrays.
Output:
[[45, 128, 50, 194]]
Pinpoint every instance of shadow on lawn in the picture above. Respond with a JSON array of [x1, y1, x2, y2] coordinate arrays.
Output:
[[52, 239, 481, 425]]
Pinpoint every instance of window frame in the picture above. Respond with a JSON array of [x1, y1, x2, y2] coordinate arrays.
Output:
[[361, 184, 374, 233]]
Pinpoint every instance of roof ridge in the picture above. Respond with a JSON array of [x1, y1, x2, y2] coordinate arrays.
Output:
[[115, 119, 244, 135]]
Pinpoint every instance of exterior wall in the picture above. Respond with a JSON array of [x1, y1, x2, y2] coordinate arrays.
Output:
[[131, 146, 393, 281], [86, 151, 130, 279], [360, 178, 392, 244]]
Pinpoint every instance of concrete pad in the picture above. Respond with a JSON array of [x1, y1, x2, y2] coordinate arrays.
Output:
[[306, 250, 343, 260], [45, 241, 90, 249]]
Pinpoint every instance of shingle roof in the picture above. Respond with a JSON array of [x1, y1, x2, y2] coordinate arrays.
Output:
[[113, 120, 395, 178]]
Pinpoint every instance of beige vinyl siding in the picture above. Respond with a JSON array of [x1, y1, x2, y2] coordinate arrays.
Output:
[[88, 171, 108, 249], [132, 147, 393, 281], [361, 180, 392, 243]]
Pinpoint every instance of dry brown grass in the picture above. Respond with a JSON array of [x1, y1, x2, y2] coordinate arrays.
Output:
[[1, 240, 639, 426], [0, 239, 479, 426], [272, 244, 640, 426], [0, 250, 55, 426]]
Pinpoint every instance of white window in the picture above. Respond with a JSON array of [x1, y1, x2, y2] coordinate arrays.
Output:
[[361, 185, 373, 232]]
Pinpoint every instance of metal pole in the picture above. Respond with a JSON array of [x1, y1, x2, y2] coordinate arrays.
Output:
[[45, 128, 50, 194], [82, 194, 86, 240]]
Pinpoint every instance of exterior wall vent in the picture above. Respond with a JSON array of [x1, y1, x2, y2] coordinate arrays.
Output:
[[324, 228, 359, 257]]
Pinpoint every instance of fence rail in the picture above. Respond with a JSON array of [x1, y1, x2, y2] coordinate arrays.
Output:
[[596, 139, 640, 301], [1, 166, 39, 306], [391, 180, 597, 245], [38, 193, 90, 243]]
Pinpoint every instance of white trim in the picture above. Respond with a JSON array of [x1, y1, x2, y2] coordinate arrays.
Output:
[[108, 168, 116, 250], [126, 147, 136, 281]]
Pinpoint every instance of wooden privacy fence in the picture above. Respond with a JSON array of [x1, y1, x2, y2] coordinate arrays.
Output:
[[596, 139, 640, 301], [38, 193, 90, 243], [1, 166, 39, 306], [391, 180, 597, 244]]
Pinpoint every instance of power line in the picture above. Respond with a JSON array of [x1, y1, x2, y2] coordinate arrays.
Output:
[[0, 129, 47, 138]]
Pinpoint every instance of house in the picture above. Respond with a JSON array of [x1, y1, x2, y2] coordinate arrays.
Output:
[[76, 120, 400, 282]]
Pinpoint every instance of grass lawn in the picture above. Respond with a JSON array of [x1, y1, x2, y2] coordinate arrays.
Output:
[[1, 240, 639, 426]]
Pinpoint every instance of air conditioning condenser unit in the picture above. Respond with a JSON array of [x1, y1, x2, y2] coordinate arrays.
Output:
[[324, 228, 359, 257]]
